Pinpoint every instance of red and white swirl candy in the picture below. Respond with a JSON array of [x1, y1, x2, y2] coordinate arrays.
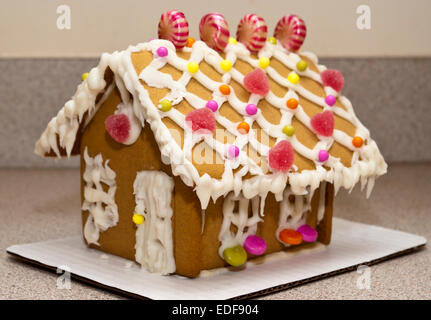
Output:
[[199, 13, 230, 52], [158, 10, 189, 49], [236, 14, 268, 52], [274, 14, 306, 51]]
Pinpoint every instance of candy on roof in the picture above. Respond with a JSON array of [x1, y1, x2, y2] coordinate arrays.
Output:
[[35, 11, 387, 210]]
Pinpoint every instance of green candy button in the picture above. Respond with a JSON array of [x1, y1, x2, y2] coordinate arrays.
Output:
[[223, 245, 247, 267], [296, 60, 308, 72]]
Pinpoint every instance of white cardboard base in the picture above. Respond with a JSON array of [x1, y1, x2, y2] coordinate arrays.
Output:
[[7, 218, 426, 300]]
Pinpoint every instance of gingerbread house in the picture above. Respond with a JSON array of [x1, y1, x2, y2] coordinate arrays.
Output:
[[35, 12, 387, 277]]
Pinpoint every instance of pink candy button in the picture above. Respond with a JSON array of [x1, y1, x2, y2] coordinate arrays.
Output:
[[245, 103, 258, 115], [318, 150, 329, 162], [156, 46, 168, 57], [227, 145, 240, 159], [205, 100, 219, 112], [325, 95, 336, 106], [297, 224, 318, 242], [243, 235, 267, 255]]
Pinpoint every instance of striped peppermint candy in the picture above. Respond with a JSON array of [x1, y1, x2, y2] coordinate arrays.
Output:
[[236, 14, 268, 52], [158, 10, 189, 49], [199, 13, 230, 52], [274, 14, 306, 51]]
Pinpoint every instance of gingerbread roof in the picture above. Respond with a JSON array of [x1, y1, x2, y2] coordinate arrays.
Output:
[[35, 39, 387, 209]]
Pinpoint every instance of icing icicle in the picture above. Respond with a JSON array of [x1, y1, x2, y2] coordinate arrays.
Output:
[[133, 171, 175, 275], [82, 148, 118, 245]]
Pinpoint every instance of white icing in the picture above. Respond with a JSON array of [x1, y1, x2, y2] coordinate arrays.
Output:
[[35, 39, 387, 213], [133, 170, 175, 275], [218, 192, 263, 258], [82, 147, 118, 245], [276, 188, 310, 245]]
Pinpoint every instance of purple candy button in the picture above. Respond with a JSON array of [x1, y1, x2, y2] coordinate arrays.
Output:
[[156, 46, 168, 57], [297, 224, 318, 242], [318, 150, 329, 162], [205, 100, 219, 112], [245, 103, 258, 115], [243, 235, 267, 255]]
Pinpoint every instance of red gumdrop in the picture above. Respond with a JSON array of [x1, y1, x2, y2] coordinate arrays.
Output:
[[105, 114, 131, 143], [243, 68, 270, 96], [320, 69, 344, 92], [185, 108, 216, 133], [268, 140, 294, 172], [310, 110, 334, 137]]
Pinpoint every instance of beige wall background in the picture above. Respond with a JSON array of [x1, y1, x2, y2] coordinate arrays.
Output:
[[1, 0, 430, 57]]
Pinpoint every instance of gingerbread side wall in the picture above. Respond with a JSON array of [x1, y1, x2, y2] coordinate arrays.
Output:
[[80, 84, 178, 261]]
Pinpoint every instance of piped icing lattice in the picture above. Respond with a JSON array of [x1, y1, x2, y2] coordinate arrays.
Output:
[[35, 38, 386, 210]]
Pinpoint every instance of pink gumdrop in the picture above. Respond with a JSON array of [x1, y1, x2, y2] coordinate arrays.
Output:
[[243, 68, 270, 96], [268, 140, 294, 172], [245, 103, 258, 115], [185, 108, 216, 133], [297, 224, 318, 242], [243, 235, 267, 255], [105, 114, 130, 143], [310, 110, 334, 137], [156, 46, 168, 57], [325, 95, 336, 106], [205, 100, 219, 112], [227, 145, 240, 159], [318, 150, 329, 162], [321, 69, 344, 92]]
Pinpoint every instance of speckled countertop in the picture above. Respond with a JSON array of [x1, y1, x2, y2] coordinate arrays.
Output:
[[1, 163, 430, 300]]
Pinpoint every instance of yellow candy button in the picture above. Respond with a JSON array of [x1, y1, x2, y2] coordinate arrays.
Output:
[[228, 37, 237, 45], [223, 245, 247, 267], [187, 61, 199, 74], [267, 37, 277, 45], [132, 213, 145, 225], [287, 72, 300, 85], [81, 72, 89, 81], [220, 59, 232, 72], [258, 57, 270, 69]]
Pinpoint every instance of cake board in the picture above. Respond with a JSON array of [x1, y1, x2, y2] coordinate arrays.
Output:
[[6, 218, 426, 300]]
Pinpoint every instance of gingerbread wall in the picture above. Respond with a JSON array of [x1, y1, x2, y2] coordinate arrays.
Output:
[[79, 77, 334, 278]]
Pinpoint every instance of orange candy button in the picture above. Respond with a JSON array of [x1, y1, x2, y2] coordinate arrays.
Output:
[[352, 136, 363, 148], [219, 84, 231, 95], [279, 229, 303, 245], [237, 121, 250, 134], [286, 98, 298, 109], [186, 37, 195, 48]]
